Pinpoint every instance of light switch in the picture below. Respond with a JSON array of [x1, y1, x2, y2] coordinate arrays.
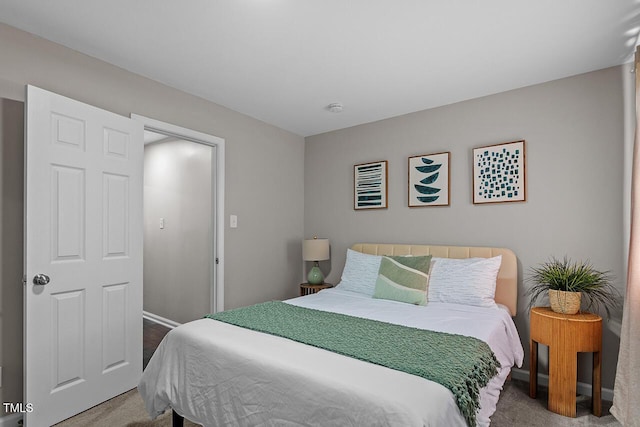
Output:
[[159, 218, 165, 229], [230, 215, 238, 228]]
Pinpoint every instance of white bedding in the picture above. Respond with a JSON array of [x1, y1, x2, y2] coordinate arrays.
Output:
[[139, 288, 523, 426]]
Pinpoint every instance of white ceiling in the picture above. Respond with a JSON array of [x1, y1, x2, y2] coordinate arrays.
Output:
[[1, 1, 639, 137]]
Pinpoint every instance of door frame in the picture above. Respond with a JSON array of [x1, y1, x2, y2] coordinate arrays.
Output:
[[132, 114, 225, 313]]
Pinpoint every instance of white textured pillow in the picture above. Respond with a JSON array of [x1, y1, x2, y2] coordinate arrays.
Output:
[[428, 256, 502, 307], [335, 249, 382, 296]]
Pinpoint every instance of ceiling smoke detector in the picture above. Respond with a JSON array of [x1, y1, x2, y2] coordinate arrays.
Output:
[[327, 103, 343, 113]]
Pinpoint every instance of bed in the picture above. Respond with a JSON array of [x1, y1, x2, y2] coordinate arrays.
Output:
[[139, 243, 524, 426]]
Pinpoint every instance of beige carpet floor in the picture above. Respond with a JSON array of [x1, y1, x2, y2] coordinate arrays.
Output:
[[52, 388, 198, 427], [50, 379, 620, 427], [491, 380, 620, 427]]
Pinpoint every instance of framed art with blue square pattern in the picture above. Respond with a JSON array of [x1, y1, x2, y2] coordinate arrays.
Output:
[[473, 140, 526, 204]]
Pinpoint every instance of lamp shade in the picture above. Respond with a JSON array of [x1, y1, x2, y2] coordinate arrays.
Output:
[[302, 238, 330, 261]]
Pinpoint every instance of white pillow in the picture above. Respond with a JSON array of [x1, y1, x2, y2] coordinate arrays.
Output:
[[428, 256, 502, 307], [335, 249, 382, 296]]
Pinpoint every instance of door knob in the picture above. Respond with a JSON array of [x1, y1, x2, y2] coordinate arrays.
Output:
[[33, 274, 50, 286]]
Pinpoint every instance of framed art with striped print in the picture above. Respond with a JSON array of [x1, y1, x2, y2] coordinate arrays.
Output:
[[354, 160, 388, 210]]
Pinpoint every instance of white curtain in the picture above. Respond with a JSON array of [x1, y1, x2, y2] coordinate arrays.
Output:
[[612, 46, 640, 426]]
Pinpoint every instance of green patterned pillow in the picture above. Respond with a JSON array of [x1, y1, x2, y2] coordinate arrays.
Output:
[[373, 255, 432, 305]]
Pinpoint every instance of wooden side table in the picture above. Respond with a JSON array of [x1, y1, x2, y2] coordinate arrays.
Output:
[[300, 283, 333, 296], [529, 306, 602, 417]]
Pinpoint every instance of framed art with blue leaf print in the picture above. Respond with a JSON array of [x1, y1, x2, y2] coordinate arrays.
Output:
[[408, 152, 450, 207], [473, 140, 526, 204]]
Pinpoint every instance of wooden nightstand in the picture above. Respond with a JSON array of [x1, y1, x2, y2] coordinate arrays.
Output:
[[529, 306, 602, 418], [300, 283, 333, 296]]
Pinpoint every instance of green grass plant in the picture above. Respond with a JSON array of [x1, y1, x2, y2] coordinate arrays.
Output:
[[525, 256, 620, 318]]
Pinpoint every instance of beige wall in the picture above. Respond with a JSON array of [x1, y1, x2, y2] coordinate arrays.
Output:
[[305, 66, 627, 390], [0, 19, 630, 411], [0, 23, 305, 411], [144, 138, 214, 324], [0, 98, 24, 413]]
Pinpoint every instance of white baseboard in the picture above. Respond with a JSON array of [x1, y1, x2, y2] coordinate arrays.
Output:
[[143, 311, 181, 329], [0, 413, 22, 427], [511, 368, 614, 402]]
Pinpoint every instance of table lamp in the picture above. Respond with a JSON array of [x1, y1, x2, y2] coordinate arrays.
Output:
[[302, 237, 330, 285]]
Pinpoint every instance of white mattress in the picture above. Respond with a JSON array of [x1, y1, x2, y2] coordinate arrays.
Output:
[[139, 288, 524, 426]]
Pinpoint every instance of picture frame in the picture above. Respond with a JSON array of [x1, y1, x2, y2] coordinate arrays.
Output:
[[408, 152, 450, 207], [472, 140, 526, 204], [354, 160, 388, 210]]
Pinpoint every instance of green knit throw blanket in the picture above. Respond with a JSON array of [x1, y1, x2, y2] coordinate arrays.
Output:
[[206, 301, 499, 426]]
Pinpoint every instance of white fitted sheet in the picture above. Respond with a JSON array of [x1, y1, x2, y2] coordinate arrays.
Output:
[[139, 288, 523, 426]]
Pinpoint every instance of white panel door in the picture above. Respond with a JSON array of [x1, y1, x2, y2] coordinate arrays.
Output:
[[24, 86, 143, 426]]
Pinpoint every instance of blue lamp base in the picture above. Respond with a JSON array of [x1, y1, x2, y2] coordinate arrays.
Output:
[[307, 263, 324, 285]]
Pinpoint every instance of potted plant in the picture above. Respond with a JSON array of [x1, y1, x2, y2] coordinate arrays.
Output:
[[525, 256, 619, 317]]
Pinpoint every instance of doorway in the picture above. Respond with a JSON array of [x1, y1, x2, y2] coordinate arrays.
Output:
[[143, 132, 214, 324], [133, 115, 225, 325]]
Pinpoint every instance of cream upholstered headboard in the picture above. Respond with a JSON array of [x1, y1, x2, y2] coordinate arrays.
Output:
[[351, 243, 518, 316]]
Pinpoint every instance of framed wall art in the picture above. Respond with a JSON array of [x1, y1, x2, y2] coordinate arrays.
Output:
[[354, 160, 388, 210], [408, 152, 450, 207], [473, 140, 526, 204]]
